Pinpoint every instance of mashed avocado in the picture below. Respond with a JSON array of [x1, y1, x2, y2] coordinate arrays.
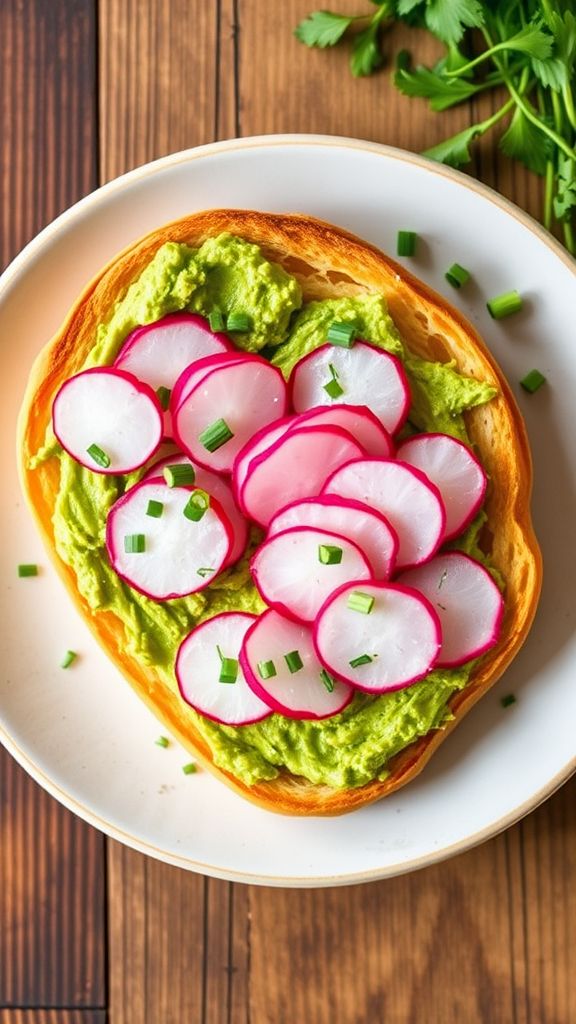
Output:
[[39, 233, 498, 789]]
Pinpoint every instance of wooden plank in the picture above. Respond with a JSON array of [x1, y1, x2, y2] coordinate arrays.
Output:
[[0, 0, 106, 1010], [0, 1013, 105, 1024]]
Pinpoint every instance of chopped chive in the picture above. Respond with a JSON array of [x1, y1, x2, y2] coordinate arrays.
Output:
[[323, 377, 344, 399], [183, 489, 210, 522], [18, 563, 38, 577], [320, 669, 335, 692], [163, 463, 195, 487], [61, 650, 77, 669], [318, 544, 343, 565], [156, 385, 171, 410], [155, 735, 169, 748], [349, 653, 373, 668], [197, 567, 215, 578], [445, 263, 470, 289], [146, 499, 164, 518], [86, 443, 110, 469], [347, 590, 375, 614], [284, 650, 303, 674], [226, 311, 252, 333], [219, 657, 239, 684], [257, 659, 277, 680], [520, 369, 546, 393], [327, 321, 356, 348], [209, 309, 225, 333], [124, 533, 146, 553], [397, 230, 417, 257], [501, 693, 516, 708], [199, 418, 234, 453], [182, 762, 198, 775], [487, 290, 523, 319]]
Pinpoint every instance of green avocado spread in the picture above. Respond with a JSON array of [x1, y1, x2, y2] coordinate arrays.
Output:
[[34, 233, 498, 789]]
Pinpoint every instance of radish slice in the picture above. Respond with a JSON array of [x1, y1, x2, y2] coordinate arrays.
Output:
[[397, 433, 487, 541], [52, 367, 163, 474], [323, 458, 446, 570], [142, 453, 249, 567], [232, 416, 296, 506], [240, 425, 365, 528], [397, 552, 504, 667], [173, 356, 288, 474], [171, 351, 248, 414], [176, 613, 272, 725], [105, 477, 233, 599], [268, 497, 398, 580], [290, 404, 394, 458], [251, 526, 374, 623], [314, 581, 441, 693], [289, 342, 410, 434], [240, 609, 353, 720]]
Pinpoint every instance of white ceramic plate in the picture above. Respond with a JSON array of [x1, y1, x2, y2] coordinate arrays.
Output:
[[1, 135, 575, 887]]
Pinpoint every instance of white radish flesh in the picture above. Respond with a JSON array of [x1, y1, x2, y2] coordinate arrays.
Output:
[[251, 526, 374, 623], [173, 356, 287, 473], [176, 613, 272, 725], [268, 496, 398, 580], [240, 609, 353, 720], [105, 478, 232, 599], [397, 433, 487, 541], [142, 453, 249, 566], [323, 458, 445, 569], [171, 351, 247, 413], [290, 404, 394, 458], [398, 552, 504, 667], [240, 425, 365, 528], [52, 367, 163, 474], [115, 313, 231, 393], [289, 342, 410, 434], [232, 416, 296, 505], [314, 582, 441, 693]]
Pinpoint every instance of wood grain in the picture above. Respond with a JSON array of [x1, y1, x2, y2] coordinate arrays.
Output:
[[0, 1014, 105, 1024]]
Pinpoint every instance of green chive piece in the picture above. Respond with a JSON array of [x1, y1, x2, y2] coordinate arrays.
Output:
[[320, 669, 335, 692], [284, 650, 303, 674], [209, 309, 225, 333], [445, 263, 470, 289], [86, 443, 110, 469], [182, 762, 198, 775], [183, 489, 210, 522], [219, 657, 239, 684], [397, 230, 417, 257], [155, 735, 169, 748], [163, 463, 195, 487], [327, 321, 356, 348], [501, 694, 517, 708], [258, 659, 277, 680], [156, 385, 171, 410], [226, 311, 252, 333], [197, 567, 215, 578], [199, 418, 234, 453], [318, 544, 343, 565], [520, 369, 546, 394], [323, 378, 344, 399], [146, 499, 164, 518], [487, 290, 523, 319], [349, 654, 373, 668], [124, 533, 146, 553], [18, 563, 38, 577], [61, 650, 77, 669], [347, 590, 375, 614]]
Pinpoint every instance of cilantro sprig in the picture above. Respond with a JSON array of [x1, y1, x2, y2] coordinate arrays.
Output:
[[295, 0, 576, 254]]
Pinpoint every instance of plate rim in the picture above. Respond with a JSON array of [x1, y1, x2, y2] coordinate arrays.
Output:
[[2, 132, 575, 887]]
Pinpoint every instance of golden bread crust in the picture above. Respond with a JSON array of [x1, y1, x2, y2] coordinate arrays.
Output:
[[18, 209, 542, 815]]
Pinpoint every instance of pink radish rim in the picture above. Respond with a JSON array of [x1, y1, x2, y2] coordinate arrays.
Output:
[[249, 525, 375, 624], [175, 611, 272, 726], [115, 312, 233, 366], [105, 477, 234, 600], [397, 432, 488, 542], [312, 580, 442, 694], [239, 609, 354, 721], [52, 366, 164, 475], [231, 415, 296, 508], [286, 403, 395, 457], [170, 351, 250, 415]]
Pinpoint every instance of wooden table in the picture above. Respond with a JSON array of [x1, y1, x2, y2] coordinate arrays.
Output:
[[1, 3, 575, 1022]]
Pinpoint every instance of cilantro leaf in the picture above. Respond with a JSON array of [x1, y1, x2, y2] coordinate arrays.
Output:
[[554, 155, 576, 221], [423, 0, 484, 45], [499, 107, 553, 176], [423, 124, 486, 167], [351, 22, 383, 76], [395, 64, 481, 111], [396, 0, 422, 14], [295, 10, 353, 48], [495, 24, 553, 62], [531, 56, 567, 91]]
